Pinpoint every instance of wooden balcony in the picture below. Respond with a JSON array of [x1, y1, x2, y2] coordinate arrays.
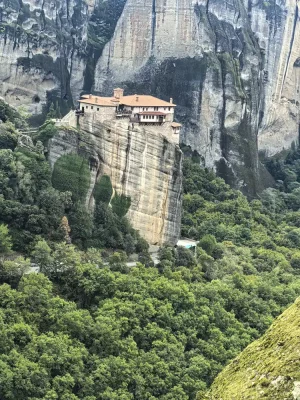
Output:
[[116, 110, 132, 117]]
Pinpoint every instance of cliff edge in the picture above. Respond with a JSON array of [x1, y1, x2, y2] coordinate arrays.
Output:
[[203, 298, 300, 400], [49, 113, 182, 245], [2, 0, 297, 193]]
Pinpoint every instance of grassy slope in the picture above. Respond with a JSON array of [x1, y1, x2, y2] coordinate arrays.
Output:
[[203, 298, 300, 400]]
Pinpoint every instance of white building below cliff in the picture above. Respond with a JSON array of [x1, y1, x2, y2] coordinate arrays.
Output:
[[77, 88, 181, 144]]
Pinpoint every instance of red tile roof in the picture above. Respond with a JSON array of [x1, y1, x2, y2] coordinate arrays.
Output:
[[79, 96, 118, 107], [79, 93, 176, 107], [121, 95, 175, 107]]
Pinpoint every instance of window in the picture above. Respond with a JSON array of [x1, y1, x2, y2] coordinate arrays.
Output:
[[91, 106, 94, 110], [86, 106, 88, 109], [169, 107, 171, 111], [97, 108, 99, 111]]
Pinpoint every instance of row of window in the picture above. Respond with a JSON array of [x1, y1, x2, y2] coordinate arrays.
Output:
[[84, 105, 100, 111], [142, 115, 157, 120], [142, 107, 171, 111], [83, 105, 171, 113]]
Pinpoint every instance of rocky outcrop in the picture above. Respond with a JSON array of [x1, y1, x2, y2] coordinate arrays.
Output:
[[254, 0, 300, 157], [0, 0, 126, 118], [2, 0, 300, 194], [48, 113, 182, 245], [93, 0, 300, 195], [93, 0, 276, 196], [205, 298, 300, 400]]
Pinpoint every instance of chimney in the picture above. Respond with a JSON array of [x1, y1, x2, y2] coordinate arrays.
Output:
[[114, 88, 124, 99], [89, 94, 92, 99], [95, 97, 98, 103], [136, 95, 139, 102], [170, 98, 173, 104]]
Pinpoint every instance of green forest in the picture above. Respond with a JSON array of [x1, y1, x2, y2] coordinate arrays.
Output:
[[1, 101, 300, 399]]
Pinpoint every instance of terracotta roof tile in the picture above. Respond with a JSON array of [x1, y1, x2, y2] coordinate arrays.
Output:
[[120, 95, 176, 107], [79, 94, 176, 107], [79, 96, 117, 107]]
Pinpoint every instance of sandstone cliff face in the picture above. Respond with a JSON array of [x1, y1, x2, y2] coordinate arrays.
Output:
[[93, 0, 273, 196], [2, 0, 300, 194], [254, 0, 300, 157], [93, 0, 300, 195], [48, 114, 182, 245], [0, 0, 126, 118]]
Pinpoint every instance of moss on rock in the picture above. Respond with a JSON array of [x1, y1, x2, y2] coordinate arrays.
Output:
[[52, 153, 91, 202], [203, 298, 300, 399], [94, 174, 113, 205]]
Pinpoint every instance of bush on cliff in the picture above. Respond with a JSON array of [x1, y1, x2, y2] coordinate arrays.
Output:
[[36, 120, 58, 146], [52, 153, 91, 203], [0, 105, 145, 254], [0, 99, 25, 129], [93, 174, 113, 204]]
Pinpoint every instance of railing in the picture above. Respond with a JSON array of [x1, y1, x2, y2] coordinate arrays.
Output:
[[116, 110, 132, 117]]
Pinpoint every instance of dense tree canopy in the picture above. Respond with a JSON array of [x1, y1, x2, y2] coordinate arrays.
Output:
[[2, 99, 300, 399], [0, 232, 299, 400], [0, 104, 145, 254]]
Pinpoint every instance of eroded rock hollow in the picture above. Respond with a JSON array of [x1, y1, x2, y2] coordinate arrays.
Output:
[[48, 115, 182, 245], [1, 0, 299, 194]]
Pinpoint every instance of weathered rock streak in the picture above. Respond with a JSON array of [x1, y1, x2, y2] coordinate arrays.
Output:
[[1, 0, 300, 193], [49, 113, 182, 245], [94, 0, 300, 193]]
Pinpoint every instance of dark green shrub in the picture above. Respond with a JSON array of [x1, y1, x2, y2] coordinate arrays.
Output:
[[111, 193, 131, 217], [0, 126, 18, 150], [36, 121, 58, 146], [198, 234, 217, 256], [94, 175, 113, 204], [52, 154, 91, 202], [0, 100, 25, 128]]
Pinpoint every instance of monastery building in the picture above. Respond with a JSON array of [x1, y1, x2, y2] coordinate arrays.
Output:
[[77, 88, 182, 143]]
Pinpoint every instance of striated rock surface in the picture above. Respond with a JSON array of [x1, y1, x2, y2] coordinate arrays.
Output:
[[0, 0, 126, 118], [254, 0, 300, 157], [93, 0, 300, 195], [93, 0, 275, 196], [2, 0, 300, 193], [48, 113, 182, 245]]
